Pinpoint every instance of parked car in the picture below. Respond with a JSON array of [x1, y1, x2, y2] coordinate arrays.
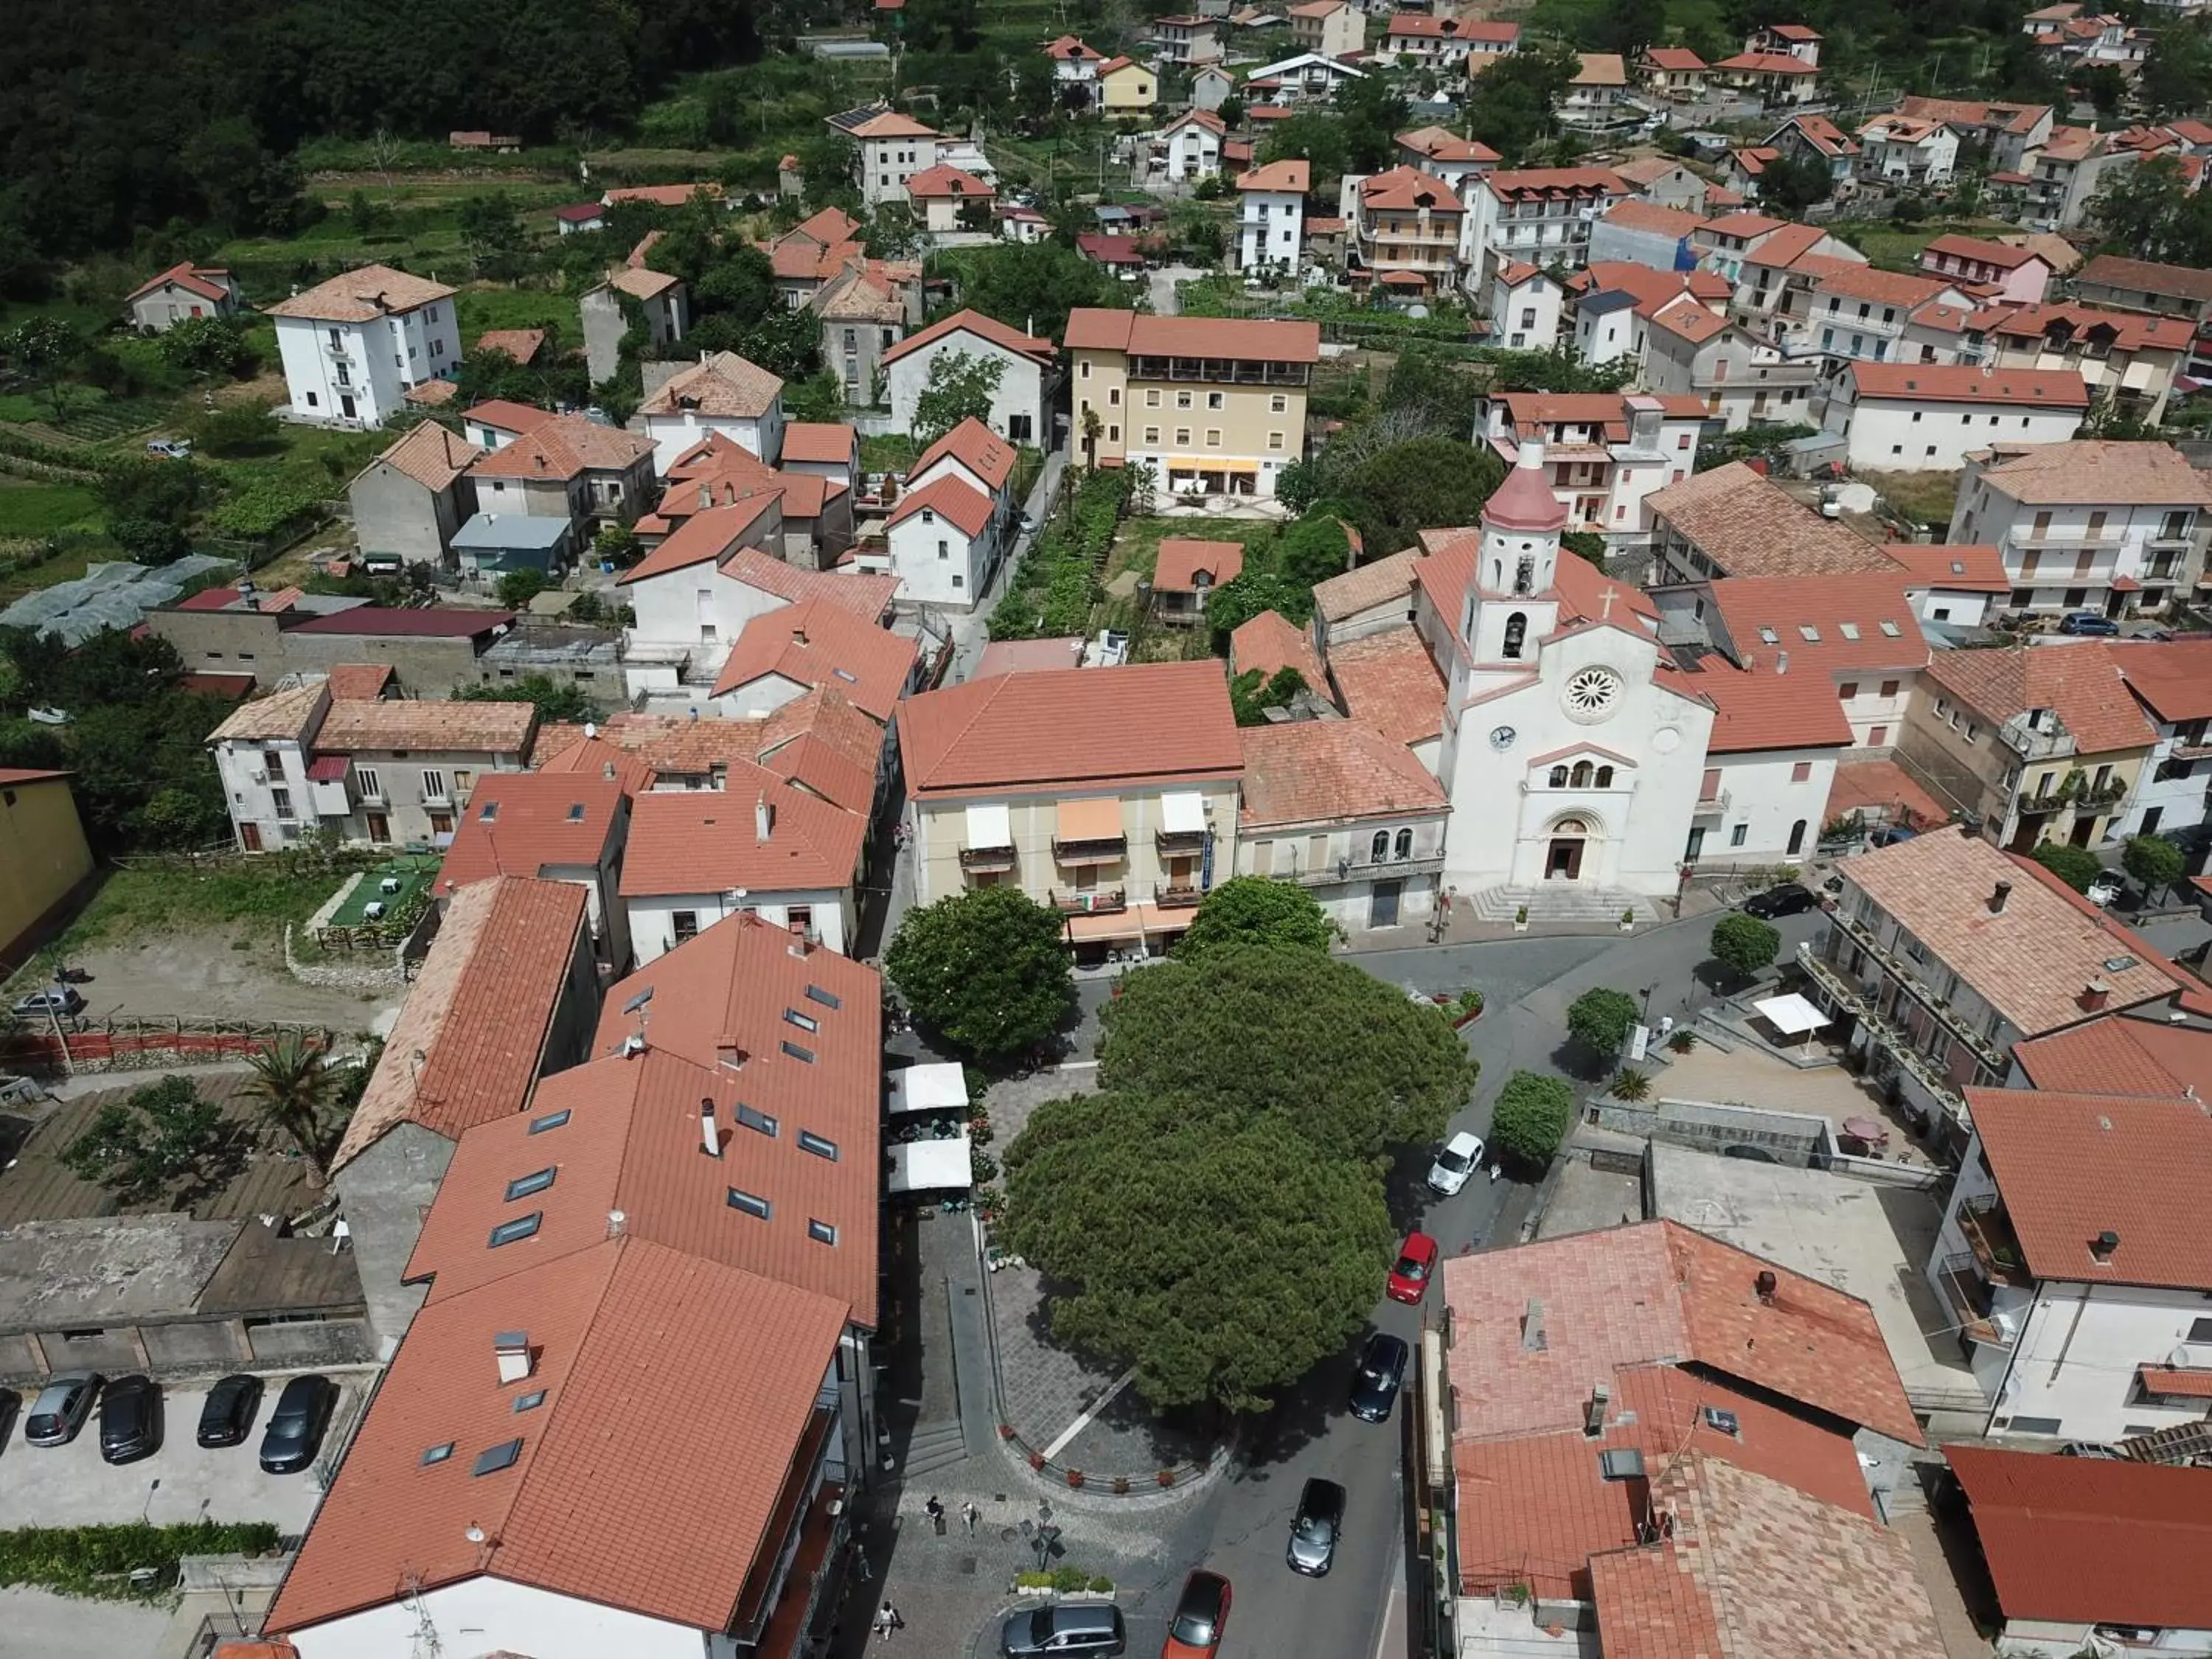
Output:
[[259, 1374, 335, 1474], [145, 438, 194, 460], [1427, 1130, 1485, 1196], [1161, 1569, 1231, 1657], [10, 986, 84, 1020], [2058, 611, 2121, 636], [1385, 1231, 1436, 1305], [196, 1374, 264, 1449], [998, 1603, 1126, 1655], [1741, 882, 1817, 919], [24, 1373, 101, 1447], [99, 1374, 161, 1464], [1285, 1477, 1346, 1576], [1347, 1332, 1409, 1424]]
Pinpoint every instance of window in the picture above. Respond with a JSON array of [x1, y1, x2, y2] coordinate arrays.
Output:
[[1790, 761, 1812, 784], [1206, 429, 1221, 448], [1503, 612, 1526, 659], [1108, 387, 1120, 406], [736, 1103, 778, 1137], [1177, 390, 1192, 408], [1394, 828, 1413, 860], [421, 770, 448, 802], [1730, 824, 1748, 847], [1208, 392, 1224, 410], [1879, 679, 1899, 698], [504, 1168, 556, 1201], [513, 1390, 547, 1413], [271, 787, 293, 819], [1080, 361, 1091, 379], [1175, 428, 1191, 445], [1107, 425, 1119, 442], [1550, 765, 1570, 787], [1267, 431, 1284, 450], [1371, 830, 1390, 862], [421, 1442, 455, 1465], [782, 1040, 815, 1062], [808, 1219, 838, 1245], [1144, 426, 1161, 445], [528, 1109, 571, 1134], [489, 1214, 542, 1248], [671, 911, 700, 944], [726, 1187, 771, 1219], [1270, 394, 1287, 413], [473, 1439, 524, 1476], [1871, 725, 1891, 745], [355, 765, 383, 800]]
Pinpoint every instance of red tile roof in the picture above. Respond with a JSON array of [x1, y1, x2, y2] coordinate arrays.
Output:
[[909, 418, 1016, 494], [333, 877, 589, 1169], [1062, 309, 1321, 363], [322, 663, 394, 702], [618, 498, 790, 585], [1237, 159, 1313, 193], [887, 473, 995, 540], [266, 1237, 846, 1636], [905, 162, 993, 200], [2115, 639, 2212, 724], [1824, 756, 1948, 830], [313, 698, 538, 756], [1884, 542, 2010, 593], [1924, 233, 2042, 271], [1228, 608, 1325, 689], [1238, 718, 1447, 827], [1947, 1446, 2212, 1630], [1924, 641, 2156, 754], [1688, 658, 1854, 753], [1328, 627, 1447, 748], [474, 327, 546, 364], [1154, 538, 1245, 594], [367, 420, 484, 491], [619, 768, 867, 899], [435, 771, 626, 894], [1359, 165, 1463, 214], [779, 422, 857, 467], [1844, 363, 2090, 407], [879, 307, 1054, 369], [126, 260, 232, 305], [712, 596, 918, 720], [2014, 1015, 2212, 1099], [900, 661, 1241, 798], [462, 400, 557, 437], [1707, 572, 1927, 675]]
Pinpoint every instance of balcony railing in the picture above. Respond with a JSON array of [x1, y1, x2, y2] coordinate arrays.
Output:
[[1292, 852, 1445, 887], [1155, 827, 1210, 855], [959, 844, 1017, 872], [2008, 528, 2120, 549], [1051, 887, 1127, 915], [1935, 1253, 2017, 1350], [1692, 790, 1731, 817], [1796, 945, 1970, 1124], [1051, 835, 1127, 866], [1825, 910, 2007, 1074], [1958, 1201, 2036, 1289], [1156, 881, 1203, 909]]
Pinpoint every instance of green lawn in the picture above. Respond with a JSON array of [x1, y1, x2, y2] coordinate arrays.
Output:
[[456, 286, 583, 341], [325, 855, 440, 928], [0, 481, 104, 537], [1106, 516, 1280, 584]]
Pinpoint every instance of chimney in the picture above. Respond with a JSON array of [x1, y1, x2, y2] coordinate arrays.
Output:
[[494, 1330, 532, 1384], [605, 1209, 627, 1239], [793, 627, 810, 648], [584, 720, 598, 739], [1584, 1381, 1610, 1438], [602, 761, 616, 781], [717, 1038, 748, 1070], [699, 1096, 721, 1158], [1753, 1269, 1778, 1304], [788, 919, 813, 957], [1775, 649, 1790, 675], [1989, 880, 2012, 914], [755, 792, 773, 842], [1521, 1297, 1548, 1352], [2090, 1228, 2120, 1262], [2081, 978, 2112, 1012]]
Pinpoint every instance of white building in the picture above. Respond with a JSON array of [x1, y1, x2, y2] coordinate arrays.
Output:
[[1394, 126, 1501, 202], [1803, 265, 1974, 364], [206, 681, 335, 853], [1237, 159, 1310, 274], [2114, 641, 2212, 844], [1949, 439, 2212, 619], [1691, 662, 1851, 863], [1486, 262, 1566, 351], [886, 475, 1000, 611], [828, 103, 945, 207], [1854, 113, 1960, 188], [881, 310, 1054, 448], [1159, 110, 1226, 182], [1463, 167, 1629, 288], [634, 351, 787, 473], [1698, 570, 1930, 753], [1476, 391, 1705, 550], [267, 264, 459, 430], [1820, 363, 2088, 473], [1287, 0, 1363, 58], [1561, 52, 1629, 131], [1242, 51, 1366, 105], [1885, 543, 2014, 630], [1046, 33, 1107, 105]]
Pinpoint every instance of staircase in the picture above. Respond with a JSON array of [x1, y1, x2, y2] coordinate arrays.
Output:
[[1465, 884, 1658, 925], [898, 1419, 972, 1480]]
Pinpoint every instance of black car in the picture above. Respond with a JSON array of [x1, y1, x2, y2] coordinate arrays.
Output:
[[2058, 611, 2121, 636], [259, 1374, 335, 1475], [98, 1374, 161, 1465], [1286, 1477, 1346, 1576], [196, 1374, 263, 1449], [1742, 882, 1817, 919], [1348, 1332, 1408, 1425]]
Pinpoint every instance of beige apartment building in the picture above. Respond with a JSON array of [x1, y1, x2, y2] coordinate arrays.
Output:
[[1064, 310, 1320, 498], [896, 661, 1242, 961]]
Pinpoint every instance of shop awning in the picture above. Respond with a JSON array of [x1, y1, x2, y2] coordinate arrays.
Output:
[[1063, 902, 1191, 944], [1161, 791, 1206, 835], [1056, 798, 1124, 842], [887, 1062, 968, 1116], [306, 756, 349, 782], [888, 1133, 973, 1192], [964, 801, 1012, 849]]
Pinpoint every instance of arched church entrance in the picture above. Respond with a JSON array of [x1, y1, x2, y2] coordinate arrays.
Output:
[[1545, 817, 1590, 880]]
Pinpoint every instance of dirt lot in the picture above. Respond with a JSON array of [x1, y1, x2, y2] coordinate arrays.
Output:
[[47, 932, 399, 1034]]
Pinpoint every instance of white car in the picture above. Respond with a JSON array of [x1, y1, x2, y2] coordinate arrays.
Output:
[[1427, 1130, 1485, 1196]]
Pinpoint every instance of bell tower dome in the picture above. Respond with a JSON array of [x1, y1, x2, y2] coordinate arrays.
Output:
[[1461, 442, 1567, 667]]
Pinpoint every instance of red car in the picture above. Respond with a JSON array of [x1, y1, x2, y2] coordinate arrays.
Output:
[[1386, 1231, 1437, 1304], [1161, 1569, 1231, 1658]]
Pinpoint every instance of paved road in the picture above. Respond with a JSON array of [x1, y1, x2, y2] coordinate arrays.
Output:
[[1149, 264, 1206, 316]]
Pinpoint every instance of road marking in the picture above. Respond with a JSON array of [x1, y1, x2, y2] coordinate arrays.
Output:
[[1057, 1060, 1099, 1072], [1040, 1365, 1138, 1461]]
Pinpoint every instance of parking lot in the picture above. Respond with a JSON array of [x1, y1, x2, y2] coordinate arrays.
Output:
[[0, 1372, 354, 1533]]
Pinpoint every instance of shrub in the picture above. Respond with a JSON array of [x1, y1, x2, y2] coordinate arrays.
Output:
[[1489, 1071, 1574, 1169], [1709, 913, 1781, 985], [1088, 1575, 1115, 1593], [0, 1520, 280, 1601], [1051, 1565, 1090, 1591], [1609, 1068, 1651, 1102], [1565, 987, 1639, 1065], [1668, 1029, 1697, 1054], [2028, 841, 2102, 894]]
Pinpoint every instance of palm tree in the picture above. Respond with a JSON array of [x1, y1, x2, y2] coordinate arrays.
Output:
[[243, 1033, 335, 1186]]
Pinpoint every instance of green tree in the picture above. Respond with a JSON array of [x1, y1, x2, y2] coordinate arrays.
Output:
[[1489, 1071, 1573, 1170], [1276, 516, 1352, 587], [1099, 945, 1476, 1162], [1340, 438, 1507, 554], [1482, 343, 1639, 394], [2139, 18, 2212, 119], [139, 785, 218, 850], [2122, 832, 2185, 898], [885, 886, 1077, 1060], [1330, 74, 1411, 173], [1228, 664, 1307, 726], [2076, 63, 2128, 119], [1755, 150, 1834, 215], [4, 317, 86, 423], [457, 192, 528, 276], [1178, 876, 1335, 956], [1709, 912, 1781, 985], [1561, 529, 1607, 566], [2088, 156, 2212, 268], [1465, 43, 1578, 162], [456, 673, 595, 723], [181, 117, 302, 238], [97, 458, 204, 564], [191, 401, 281, 459], [912, 351, 1006, 445], [1206, 570, 1314, 648], [60, 1074, 229, 1202], [496, 568, 550, 609], [156, 316, 254, 379], [593, 523, 642, 567], [1565, 987, 1639, 1067], [2029, 841, 2102, 894], [956, 242, 1130, 341], [1001, 1090, 1394, 1412], [242, 1033, 335, 1183]]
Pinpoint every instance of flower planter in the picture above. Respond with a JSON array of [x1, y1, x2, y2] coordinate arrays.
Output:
[[1112, 1475, 1130, 1495], [1065, 1470, 1085, 1489], [1156, 1469, 1175, 1488], [1029, 1450, 1046, 1470], [999, 1423, 1017, 1440]]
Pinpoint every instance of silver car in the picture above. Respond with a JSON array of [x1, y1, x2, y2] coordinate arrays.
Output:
[[1286, 1478, 1345, 1576], [25, 1373, 101, 1447]]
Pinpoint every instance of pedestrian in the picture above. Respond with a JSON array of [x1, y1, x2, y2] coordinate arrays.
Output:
[[962, 1500, 980, 1536], [875, 1602, 896, 1638], [925, 1493, 946, 1535]]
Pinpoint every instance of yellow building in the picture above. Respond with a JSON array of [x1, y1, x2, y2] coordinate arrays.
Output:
[[896, 661, 1242, 961], [1098, 56, 1158, 111], [1063, 310, 1320, 498], [0, 769, 94, 972]]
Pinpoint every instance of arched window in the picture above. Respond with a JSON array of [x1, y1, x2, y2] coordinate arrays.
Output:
[[1394, 828, 1413, 861], [1787, 818, 1808, 856], [1464, 597, 1477, 639], [1595, 765, 1614, 788], [1571, 761, 1594, 788], [1489, 559, 1502, 589], [1549, 765, 1570, 787], [1503, 612, 1527, 659], [1371, 830, 1390, 863], [1553, 818, 1588, 835], [1514, 554, 1535, 595]]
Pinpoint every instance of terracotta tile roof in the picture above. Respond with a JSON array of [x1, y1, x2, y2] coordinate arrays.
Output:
[[1970, 300, 2195, 355], [753, 688, 881, 816], [366, 422, 484, 493], [1154, 538, 1245, 594], [1839, 830, 2183, 1035], [1846, 363, 2089, 407], [1236, 159, 1312, 192], [1441, 1220, 1921, 1444], [909, 419, 1016, 493], [1947, 1447, 2212, 1632], [474, 327, 546, 364], [404, 378, 461, 407], [333, 877, 588, 1169], [530, 729, 655, 793], [1970, 439, 2212, 507], [1899, 95, 2052, 134], [1714, 48, 1818, 72], [2014, 1014, 2212, 1099], [789, 206, 863, 246], [462, 400, 555, 437], [2114, 639, 2212, 724], [1046, 33, 1104, 59], [1884, 542, 2010, 592], [1824, 756, 1948, 829], [265, 263, 455, 322], [905, 162, 992, 200], [603, 182, 723, 208], [1813, 264, 1952, 307], [1965, 1085, 2212, 1290], [779, 422, 856, 467], [313, 698, 537, 756], [1784, 113, 1859, 156], [2077, 253, 2212, 305], [1228, 609, 1324, 689], [1237, 718, 1446, 828], [887, 474, 995, 539], [1360, 165, 1463, 213], [1573, 51, 1627, 84], [1312, 549, 1421, 622], [472, 413, 653, 481], [608, 265, 681, 302], [1708, 572, 1926, 675], [636, 352, 785, 420], [1649, 464, 1899, 579], [1924, 641, 2155, 754], [1328, 626, 1447, 748], [1396, 127, 1499, 165], [1599, 200, 1705, 240], [900, 661, 1241, 798], [319, 664, 392, 703], [1576, 260, 1732, 317], [1062, 308, 1321, 363], [435, 771, 626, 894], [618, 497, 788, 585], [880, 308, 1055, 369], [667, 431, 774, 482], [839, 108, 942, 139], [1480, 167, 1630, 198], [1923, 234, 2038, 271], [1686, 658, 1853, 752], [619, 768, 866, 897], [265, 1236, 846, 1635], [712, 597, 918, 720], [125, 260, 232, 305], [1642, 46, 1708, 69], [207, 681, 326, 745]]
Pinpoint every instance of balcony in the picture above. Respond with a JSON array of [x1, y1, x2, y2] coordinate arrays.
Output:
[[1292, 852, 1445, 887], [1691, 790, 1730, 817], [2009, 526, 2120, 550], [1958, 1201, 2035, 1289], [1052, 835, 1127, 866], [1051, 887, 1127, 915], [959, 844, 1017, 872], [1795, 945, 1970, 1124], [1155, 827, 1211, 856], [1824, 910, 2007, 1074], [1156, 881, 1203, 908], [1935, 1253, 2016, 1351], [325, 339, 352, 360]]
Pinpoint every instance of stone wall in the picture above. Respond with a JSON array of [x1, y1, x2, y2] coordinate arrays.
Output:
[[1586, 1096, 1829, 1165]]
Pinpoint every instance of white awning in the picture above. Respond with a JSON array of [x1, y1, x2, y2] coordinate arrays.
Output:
[[887, 1062, 969, 1115], [965, 801, 1012, 849], [888, 1133, 973, 1192], [1161, 791, 1207, 835], [1753, 992, 1829, 1037]]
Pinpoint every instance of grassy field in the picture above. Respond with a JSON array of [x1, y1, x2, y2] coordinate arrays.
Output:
[[325, 855, 439, 928], [1859, 469, 1963, 528], [1105, 516, 1280, 585], [0, 481, 104, 537], [4, 864, 343, 992]]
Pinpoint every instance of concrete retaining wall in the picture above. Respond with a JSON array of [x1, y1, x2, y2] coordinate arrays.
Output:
[[1587, 1096, 1830, 1166]]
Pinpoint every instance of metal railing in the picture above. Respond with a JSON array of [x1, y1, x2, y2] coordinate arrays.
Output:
[[1824, 911, 2006, 1073], [959, 844, 1017, 872], [1155, 882, 1202, 909], [1935, 1252, 2016, 1349], [1051, 837, 1127, 865], [1795, 947, 1971, 1122], [1051, 888, 1127, 915], [1958, 1202, 2036, 1289]]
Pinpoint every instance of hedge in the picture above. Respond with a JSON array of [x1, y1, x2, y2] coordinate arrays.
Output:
[[0, 1520, 282, 1601]]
